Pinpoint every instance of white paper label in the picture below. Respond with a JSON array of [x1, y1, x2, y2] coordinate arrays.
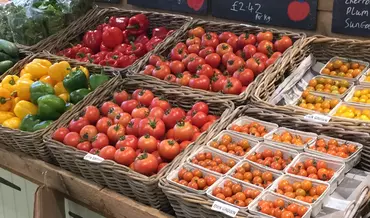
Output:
[[324, 196, 352, 211], [211, 201, 239, 217], [304, 114, 331, 123], [84, 153, 104, 163]]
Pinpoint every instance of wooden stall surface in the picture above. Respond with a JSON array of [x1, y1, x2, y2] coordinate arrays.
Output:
[[0, 147, 171, 218]]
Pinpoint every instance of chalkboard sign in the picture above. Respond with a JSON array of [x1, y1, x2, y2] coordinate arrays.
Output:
[[128, 0, 208, 14], [211, 0, 318, 30], [332, 0, 370, 37]]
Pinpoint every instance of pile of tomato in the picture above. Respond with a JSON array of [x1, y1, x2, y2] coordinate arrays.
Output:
[[272, 131, 312, 147], [190, 151, 236, 174], [172, 167, 217, 190], [287, 158, 335, 181], [247, 148, 293, 171], [143, 26, 293, 95], [256, 198, 308, 218], [229, 121, 268, 137], [231, 162, 276, 189], [308, 137, 358, 158], [52, 88, 218, 176], [209, 133, 252, 157]]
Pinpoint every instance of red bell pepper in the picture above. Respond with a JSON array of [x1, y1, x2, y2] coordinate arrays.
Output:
[[105, 51, 123, 60], [152, 27, 168, 39], [145, 37, 163, 52], [117, 55, 131, 68], [97, 23, 111, 32], [100, 43, 112, 52], [82, 30, 102, 53], [99, 59, 118, 67], [128, 54, 138, 64], [76, 47, 93, 59], [126, 14, 149, 36], [122, 30, 137, 44], [70, 44, 83, 58], [108, 16, 129, 31], [127, 42, 146, 57], [135, 34, 150, 45], [113, 44, 129, 54], [102, 27, 124, 49]]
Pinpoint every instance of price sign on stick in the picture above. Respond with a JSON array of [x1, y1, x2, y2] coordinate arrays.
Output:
[[211, 0, 318, 30], [128, 0, 208, 14]]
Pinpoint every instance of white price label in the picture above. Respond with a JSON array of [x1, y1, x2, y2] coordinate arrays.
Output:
[[324, 196, 352, 211], [304, 114, 331, 123], [211, 201, 239, 217], [84, 153, 104, 163]]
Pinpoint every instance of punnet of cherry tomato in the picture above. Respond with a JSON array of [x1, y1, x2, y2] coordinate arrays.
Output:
[[142, 26, 294, 95], [57, 14, 174, 68], [52, 87, 220, 176]]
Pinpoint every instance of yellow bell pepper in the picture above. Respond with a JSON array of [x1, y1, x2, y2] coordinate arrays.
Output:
[[0, 87, 12, 111], [20, 73, 34, 81], [2, 117, 21, 129], [16, 79, 33, 101], [13, 100, 37, 119], [23, 62, 48, 79], [54, 82, 68, 96], [32, 59, 52, 68], [10, 97, 20, 112], [58, 93, 70, 102], [2, 75, 19, 93], [39, 75, 56, 86], [48, 61, 71, 82], [20, 69, 27, 77], [72, 66, 89, 78], [0, 111, 15, 124]]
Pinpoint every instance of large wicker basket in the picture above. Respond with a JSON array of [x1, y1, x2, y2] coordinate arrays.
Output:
[[43, 7, 192, 74], [0, 52, 117, 162], [43, 77, 234, 212], [129, 19, 306, 105]]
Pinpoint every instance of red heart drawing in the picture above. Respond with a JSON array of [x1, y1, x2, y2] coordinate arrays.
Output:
[[187, 0, 204, 11], [287, 0, 310, 21]]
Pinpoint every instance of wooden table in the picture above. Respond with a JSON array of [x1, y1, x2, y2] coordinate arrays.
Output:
[[0, 147, 171, 218]]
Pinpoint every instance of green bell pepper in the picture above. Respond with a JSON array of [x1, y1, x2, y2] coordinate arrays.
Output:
[[33, 120, 53, 131], [70, 88, 90, 104], [89, 73, 109, 91], [37, 95, 66, 120], [19, 114, 41, 132], [63, 69, 88, 93], [30, 81, 55, 104]]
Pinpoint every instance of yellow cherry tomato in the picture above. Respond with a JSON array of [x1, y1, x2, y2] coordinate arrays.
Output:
[[32, 59, 52, 68], [23, 62, 48, 79], [16, 79, 33, 101], [13, 100, 38, 119], [0, 87, 12, 111], [48, 61, 71, 82], [0, 111, 15, 124], [54, 82, 68, 96], [2, 117, 21, 129], [72, 66, 89, 78], [39, 75, 56, 86]]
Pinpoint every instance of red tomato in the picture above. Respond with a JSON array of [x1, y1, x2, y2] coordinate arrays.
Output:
[[274, 36, 293, 53], [223, 77, 243, 95], [89, 148, 99, 155], [83, 106, 100, 124], [149, 107, 165, 119], [192, 102, 209, 114], [233, 68, 255, 86], [216, 43, 233, 57], [170, 46, 188, 61], [253, 52, 269, 64], [175, 42, 187, 50], [243, 45, 257, 59], [192, 132, 201, 141], [80, 125, 98, 141], [199, 47, 215, 58], [114, 112, 131, 127], [169, 60, 185, 74], [68, 117, 89, 133], [180, 141, 191, 151], [266, 58, 277, 67], [211, 74, 227, 92], [138, 117, 166, 139], [138, 134, 158, 153], [189, 75, 210, 91], [271, 52, 283, 59], [188, 44, 200, 54], [187, 57, 205, 73], [174, 121, 194, 142], [96, 117, 113, 134], [107, 106, 123, 120], [219, 32, 237, 43], [115, 135, 138, 150], [136, 90, 154, 107], [226, 36, 238, 52], [131, 107, 149, 119], [150, 97, 171, 111], [113, 90, 129, 105], [63, 132, 81, 147], [205, 53, 221, 68], [126, 118, 141, 136], [235, 50, 246, 61], [114, 147, 136, 166], [120, 99, 139, 114], [207, 115, 217, 122], [237, 33, 257, 48], [196, 64, 214, 78], [246, 58, 266, 76], [158, 139, 181, 161], [143, 65, 155, 75], [165, 75, 175, 83], [227, 56, 245, 74], [157, 162, 168, 172], [182, 53, 198, 66], [52, 127, 69, 142], [201, 121, 214, 132], [222, 52, 236, 66], [134, 152, 159, 175], [176, 72, 191, 86], [163, 108, 186, 129], [257, 40, 274, 56], [99, 145, 116, 160], [132, 89, 142, 100], [201, 32, 219, 48], [191, 111, 208, 128], [107, 124, 126, 144], [152, 64, 171, 79], [151, 150, 163, 164], [166, 129, 174, 139], [188, 27, 205, 38], [149, 55, 165, 66], [77, 141, 92, 152], [186, 36, 201, 46], [100, 101, 117, 116], [91, 133, 109, 149], [257, 31, 273, 42]]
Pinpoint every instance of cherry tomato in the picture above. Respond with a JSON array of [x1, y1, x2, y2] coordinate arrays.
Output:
[[226, 36, 238, 52], [52, 127, 69, 142], [253, 53, 269, 64], [114, 147, 136, 166]]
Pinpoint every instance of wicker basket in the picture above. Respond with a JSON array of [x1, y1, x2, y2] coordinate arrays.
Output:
[[129, 19, 306, 105], [43, 77, 234, 212], [0, 52, 117, 162], [42, 7, 192, 74]]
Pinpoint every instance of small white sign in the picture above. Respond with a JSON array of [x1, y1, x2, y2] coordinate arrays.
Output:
[[211, 201, 239, 217], [84, 153, 104, 163], [304, 114, 331, 123], [324, 196, 352, 211]]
